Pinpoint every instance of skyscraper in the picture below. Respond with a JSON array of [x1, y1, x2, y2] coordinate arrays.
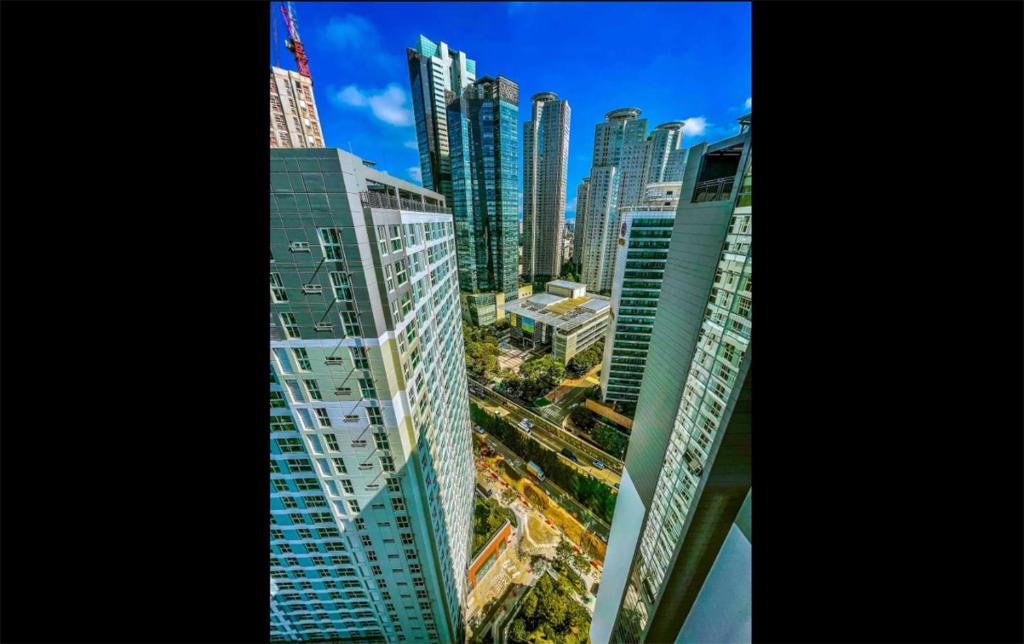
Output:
[[270, 148, 475, 643], [270, 66, 325, 149], [522, 92, 571, 283], [599, 182, 682, 404], [573, 177, 590, 269], [642, 122, 685, 185], [591, 118, 752, 644], [407, 35, 477, 202], [447, 75, 521, 325], [581, 108, 648, 293]]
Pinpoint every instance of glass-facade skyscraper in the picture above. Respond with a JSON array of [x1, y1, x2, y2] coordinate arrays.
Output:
[[447, 75, 520, 304], [522, 92, 571, 283], [407, 35, 476, 202], [270, 148, 475, 643], [591, 117, 752, 644]]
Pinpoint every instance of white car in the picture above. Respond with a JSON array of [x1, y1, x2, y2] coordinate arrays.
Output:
[[518, 419, 532, 434]]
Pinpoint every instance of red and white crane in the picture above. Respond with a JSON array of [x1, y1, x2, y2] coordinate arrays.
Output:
[[279, 2, 311, 79]]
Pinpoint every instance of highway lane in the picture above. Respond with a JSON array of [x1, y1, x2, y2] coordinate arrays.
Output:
[[468, 377, 624, 481]]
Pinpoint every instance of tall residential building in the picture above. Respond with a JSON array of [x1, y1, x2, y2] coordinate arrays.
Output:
[[642, 122, 685, 185], [447, 75, 521, 325], [599, 182, 682, 404], [270, 148, 475, 643], [573, 177, 590, 269], [581, 108, 647, 293], [522, 92, 571, 283], [407, 35, 477, 202], [591, 118, 752, 644], [270, 66, 325, 149]]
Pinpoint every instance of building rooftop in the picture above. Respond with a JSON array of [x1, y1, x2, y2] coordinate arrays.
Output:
[[505, 291, 611, 333], [548, 279, 587, 290], [528, 292, 566, 307]]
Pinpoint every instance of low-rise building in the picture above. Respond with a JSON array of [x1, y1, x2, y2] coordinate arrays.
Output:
[[504, 280, 610, 364]]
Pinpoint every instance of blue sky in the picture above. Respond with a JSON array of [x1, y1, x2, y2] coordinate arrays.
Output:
[[272, 2, 750, 220]]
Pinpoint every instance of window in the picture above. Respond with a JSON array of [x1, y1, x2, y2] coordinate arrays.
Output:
[[391, 497, 405, 511], [270, 459, 282, 474], [329, 272, 352, 301], [401, 532, 414, 545], [410, 564, 421, 574], [359, 378, 376, 398], [270, 391, 287, 409], [374, 431, 391, 451], [303, 379, 322, 401], [367, 550, 378, 562], [395, 260, 408, 286], [347, 500, 360, 513], [351, 347, 370, 370], [315, 408, 332, 428], [367, 407, 383, 425], [332, 457, 347, 473], [384, 264, 396, 292], [379, 455, 395, 472], [396, 515, 410, 528], [340, 312, 360, 337], [341, 480, 354, 494], [361, 535, 373, 547], [318, 228, 343, 260], [273, 479, 290, 492], [400, 293, 412, 317], [287, 458, 313, 473], [405, 549, 417, 560], [738, 297, 751, 318], [292, 348, 311, 371], [271, 273, 288, 303], [376, 225, 389, 256], [280, 313, 300, 338], [386, 478, 400, 493], [296, 478, 319, 491], [390, 225, 402, 252], [276, 438, 303, 453]]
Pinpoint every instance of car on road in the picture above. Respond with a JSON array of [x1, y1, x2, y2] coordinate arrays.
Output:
[[518, 419, 533, 434], [560, 448, 578, 463], [592, 459, 606, 470], [474, 425, 485, 435]]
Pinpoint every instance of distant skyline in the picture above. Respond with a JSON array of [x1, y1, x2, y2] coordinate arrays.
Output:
[[270, 2, 751, 219]]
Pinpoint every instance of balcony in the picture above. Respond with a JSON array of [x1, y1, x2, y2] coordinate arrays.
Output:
[[359, 191, 451, 215], [692, 177, 734, 203]]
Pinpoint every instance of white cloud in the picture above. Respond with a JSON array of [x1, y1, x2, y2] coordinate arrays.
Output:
[[681, 117, 708, 137], [404, 139, 420, 150], [321, 15, 400, 69], [745, 97, 752, 109], [332, 84, 414, 127], [565, 196, 577, 213], [408, 166, 422, 184]]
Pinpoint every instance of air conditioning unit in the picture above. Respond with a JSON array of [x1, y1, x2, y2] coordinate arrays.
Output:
[[302, 284, 323, 294], [335, 387, 352, 395], [313, 322, 334, 332], [325, 356, 344, 365], [290, 241, 310, 252]]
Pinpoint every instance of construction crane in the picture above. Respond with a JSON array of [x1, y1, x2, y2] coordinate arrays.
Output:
[[280, 2, 311, 79]]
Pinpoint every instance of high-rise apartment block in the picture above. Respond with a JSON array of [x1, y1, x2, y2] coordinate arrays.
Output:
[[270, 148, 475, 643], [407, 36, 477, 202], [573, 177, 590, 269], [447, 75, 521, 325], [643, 122, 686, 185], [522, 92, 571, 283], [591, 118, 752, 644], [270, 66, 325, 149], [580, 108, 647, 293], [599, 182, 682, 404]]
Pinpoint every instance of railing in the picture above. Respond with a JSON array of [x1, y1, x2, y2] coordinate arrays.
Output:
[[359, 190, 451, 215], [691, 177, 735, 203]]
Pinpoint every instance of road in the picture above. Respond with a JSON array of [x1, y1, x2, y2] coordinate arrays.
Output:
[[477, 431, 611, 540], [468, 377, 623, 484]]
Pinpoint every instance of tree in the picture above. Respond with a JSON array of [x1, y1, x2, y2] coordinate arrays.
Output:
[[509, 619, 529, 643], [567, 340, 604, 377], [556, 539, 573, 567], [569, 406, 597, 432]]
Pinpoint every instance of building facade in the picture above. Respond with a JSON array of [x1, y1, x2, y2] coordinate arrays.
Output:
[[591, 119, 752, 644], [522, 92, 571, 283], [407, 35, 476, 202], [573, 177, 590, 270], [642, 122, 685, 185], [270, 66, 325, 149], [581, 108, 647, 293], [504, 280, 610, 364], [447, 75, 520, 314], [270, 148, 475, 643]]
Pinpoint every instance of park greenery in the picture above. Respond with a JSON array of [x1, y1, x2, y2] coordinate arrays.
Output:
[[509, 573, 591, 644], [569, 406, 630, 460], [566, 340, 604, 378], [555, 539, 591, 593], [470, 402, 618, 524], [472, 495, 513, 556], [501, 354, 566, 403], [558, 261, 581, 284], [464, 324, 501, 379]]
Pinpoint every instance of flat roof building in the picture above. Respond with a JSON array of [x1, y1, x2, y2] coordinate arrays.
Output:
[[504, 280, 610, 364]]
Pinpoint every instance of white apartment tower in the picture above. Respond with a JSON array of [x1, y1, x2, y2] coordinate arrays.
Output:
[[270, 66, 325, 149], [270, 148, 475, 643]]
